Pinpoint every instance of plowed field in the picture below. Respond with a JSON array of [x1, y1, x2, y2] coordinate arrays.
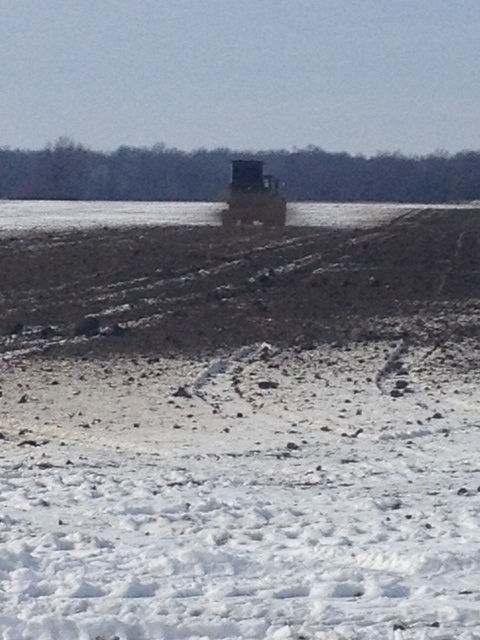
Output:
[[1, 207, 479, 358]]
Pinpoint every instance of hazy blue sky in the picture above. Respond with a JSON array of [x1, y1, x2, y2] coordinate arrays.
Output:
[[1, 0, 479, 155]]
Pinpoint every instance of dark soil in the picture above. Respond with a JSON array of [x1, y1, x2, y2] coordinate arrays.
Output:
[[1, 208, 479, 358]]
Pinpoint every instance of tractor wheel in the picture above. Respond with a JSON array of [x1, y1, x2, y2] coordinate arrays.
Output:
[[274, 209, 287, 227], [240, 213, 255, 225], [221, 210, 236, 227], [263, 207, 286, 228]]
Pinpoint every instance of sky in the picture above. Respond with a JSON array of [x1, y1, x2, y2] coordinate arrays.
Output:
[[1, 0, 480, 156]]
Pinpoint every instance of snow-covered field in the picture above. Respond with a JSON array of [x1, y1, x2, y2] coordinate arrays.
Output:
[[1, 339, 480, 639], [0, 200, 478, 234], [1, 203, 479, 639]]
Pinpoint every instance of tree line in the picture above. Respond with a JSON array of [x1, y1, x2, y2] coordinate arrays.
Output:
[[1, 139, 479, 203]]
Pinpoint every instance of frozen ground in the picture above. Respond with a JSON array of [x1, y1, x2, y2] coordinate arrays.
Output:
[[1, 339, 480, 640], [0, 200, 478, 235], [1, 205, 479, 639]]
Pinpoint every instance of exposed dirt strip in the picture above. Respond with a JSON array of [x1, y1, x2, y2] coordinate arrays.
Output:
[[1, 208, 480, 359]]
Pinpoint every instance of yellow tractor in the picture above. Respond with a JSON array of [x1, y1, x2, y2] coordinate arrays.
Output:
[[221, 160, 287, 227]]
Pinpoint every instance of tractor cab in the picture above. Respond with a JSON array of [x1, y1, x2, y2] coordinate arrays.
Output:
[[263, 174, 279, 192]]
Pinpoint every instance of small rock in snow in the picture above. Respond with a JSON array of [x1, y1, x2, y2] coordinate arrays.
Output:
[[258, 380, 279, 390], [173, 385, 192, 398], [390, 389, 403, 398]]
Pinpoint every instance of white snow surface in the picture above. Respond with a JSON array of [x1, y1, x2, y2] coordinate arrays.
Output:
[[1, 340, 480, 639], [0, 200, 478, 234]]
